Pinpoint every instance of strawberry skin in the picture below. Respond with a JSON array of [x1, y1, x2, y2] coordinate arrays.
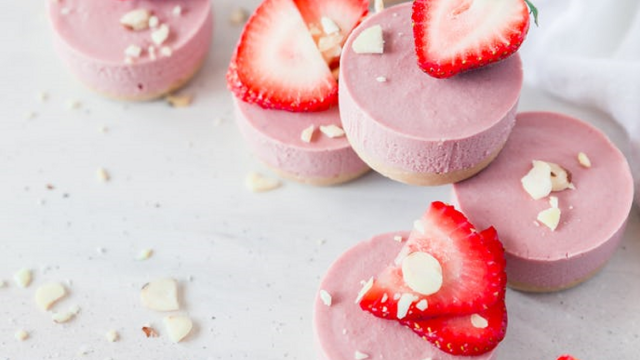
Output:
[[358, 201, 507, 320], [401, 297, 507, 356], [413, 0, 531, 78], [557, 356, 581, 360]]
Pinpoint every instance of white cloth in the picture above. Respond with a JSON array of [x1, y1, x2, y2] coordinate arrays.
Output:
[[519, 0, 640, 205]]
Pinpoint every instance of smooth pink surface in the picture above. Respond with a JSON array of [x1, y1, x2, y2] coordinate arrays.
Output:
[[339, 3, 522, 174], [453, 112, 634, 289], [314, 232, 498, 360], [234, 99, 368, 180], [48, 0, 212, 98]]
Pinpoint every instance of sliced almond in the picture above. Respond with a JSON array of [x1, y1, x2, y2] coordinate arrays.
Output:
[[96, 167, 110, 182], [35, 282, 67, 311], [401, 252, 443, 295], [354, 351, 369, 360], [136, 248, 153, 261], [320, 17, 340, 35], [163, 315, 193, 343], [160, 46, 173, 57], [15, 330, 29, 341], [578, 152, 591, 168], [355, 277, 373, 304], [124, 45, 142, 58], [396, 293, 418, 319], [416, 299, 428, 311], [537, 207, 561, 231], [549, 196, 559, 209], [245, 172, 281, 193], [374, 0, 385, 13], [352, 25, 384, 54], [319, 290, 332, 307], [165, 94, 193, 108], [521, 161, 553, 200], [318, 33, 344, 53], [140, 278, 180, 311], [14, 268, 32, 288], [52, 306, 79, 323], [106, 330, 119, 342], [548, 162, 573, 192], [120, 9, 151, 31], [148, 15, 159, 28], [300, 125, 316, 143], [172, 5, 182, 16], [319, 125, 345, 138], [151, 24, 170, 45], [470, 314, 489, 329]]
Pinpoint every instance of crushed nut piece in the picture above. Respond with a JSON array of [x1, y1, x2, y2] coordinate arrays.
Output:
[[413, 219, 426, 234], [352, 25, 384, 54], [15, 330, 29, 341], [319, 124, 345, 138], [160, 46, 173, 57], [393, 235, 403, 242], [148, 15, 159, 28], [319, 290, 332, 306], [521, 160, 553, 200], [97, 168, 110, 182], [229, 7, 249, 25], [14, 268, 32, 288], [151, 24, 170, 45], [374, 0, 385, 13], [163, 315, 193, 343], [142, 325, 159, 338], [52, 306, 80, 323], [355, 350, 370, 359], [136, 248, 153, 261], [355, 277, 373, 304], [376, 76, 387, 82], [548, 162, 573, 192], [172, 5, 182, 16], [165, 94, 193, 108], [35, 282, 67, 311], [549, 196, 559, 209], [140, 278, 180, 311], [245, 172, 281, 193], [321, 17, 340, 34], [124, 44, 142, 58], [471, 314, 489, 329], [578, 152, 592, 168], [537, 207, 561, 231], [300, 125, 316, 143], [120, 9, 151, 31], [106, 330, 119, 342]]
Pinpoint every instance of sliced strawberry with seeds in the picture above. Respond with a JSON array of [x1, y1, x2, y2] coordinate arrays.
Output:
[[227, 0, 338, 112], [401, 297, 507, 356], [412, 0, 534, 78], [358, 201, 506, 320]]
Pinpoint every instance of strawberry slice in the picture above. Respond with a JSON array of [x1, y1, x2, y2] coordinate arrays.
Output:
[[557, 356, 581, 360], [227, 0, 338, 112], [412, 0, 535, 78], [401, 297, 507, 356], [358, 201, 506, 320]]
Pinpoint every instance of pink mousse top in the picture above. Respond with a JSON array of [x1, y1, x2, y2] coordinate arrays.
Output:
[[48, 0, 212, 97], [339, 3, 522, 173], [314, 232, 497, 360], [453, 112, 633, 269]]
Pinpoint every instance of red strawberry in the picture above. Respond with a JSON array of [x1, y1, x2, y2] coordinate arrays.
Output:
[[557, 356, 581, 360], [412, 0, 537, 78], [401, 297, 507, 356], [227, 0, 368, 112], [358, 201, 506, 320]]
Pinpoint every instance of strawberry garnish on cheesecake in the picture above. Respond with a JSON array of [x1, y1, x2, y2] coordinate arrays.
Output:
[[412, 0, 538, 78], [227, 0, 368, 112], [357, 201, 508, 356]]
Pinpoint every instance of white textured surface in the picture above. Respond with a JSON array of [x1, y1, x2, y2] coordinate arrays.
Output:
[[0, 1, 638, 360]]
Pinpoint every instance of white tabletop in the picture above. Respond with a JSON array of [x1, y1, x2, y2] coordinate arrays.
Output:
[[1, 1, 638, 360]]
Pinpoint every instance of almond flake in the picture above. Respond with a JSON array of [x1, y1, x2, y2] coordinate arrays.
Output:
[[15, 330, 29, 341], [97, 168, 110, 182], [318, 33, 344, 52], [319, 125, 345, 138], [413, 219, 426, 234], [381, 293, 388, 303], [393, 235, 403, 242], [124, 44, 142, 58], [374, 0, 385, 13], [245, 172, 281, 193], [470, 314, 489, 329], [320, 17, 340, 35], [355, 277, 373, 304], [578, 152, 591, 168], [416, 299, 428, 311], [151, 24, 170, 45], [300, 125, 316, 143], [402, 252, 442, 295], [165, 94, 193, 108], [140, 278, 180, 311], [549, 196, 559, 209], [136, 248, 153, 261], [106, 330, 119, 342], [521, 160, 553, 200], [537, 207, 561, 231], [160, 46, 173, 57], [352, 25, 384, 54], [163, 315, 193, 343], [229, 7, 249, 25], [172, 5, 182, 16], [354, 351, 369, 360], [52, 308, 77, 323], [35, 282, 67, 311], [396, 293, 417, 319], [319, 290, 332, 307], [548, 162, 573, 192], [120, 9, 151, 31], [376, 76, 387, 82], [14, 268, 32, 288], [148, 15, 159, 28]]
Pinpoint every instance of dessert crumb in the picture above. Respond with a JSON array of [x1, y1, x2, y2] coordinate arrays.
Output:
[[375, 76, 387, 83], [165, 94, 193, 108], [142, 325, 159, 338], [14, 268, 32, 288], [577, 152, 591, 168], [300, 125, 316, 143], [35, 282, 67, 311], [141, 278, 180, 311], [393, 235, 403, 242], [106, 330, 119, 342], [354, 350, 369, 360], [319, 290, 332, 307], [151, 24, 170, 46], [97, 167, 110, 182], [245, 172, 281, 193], [172, 5, 182, 17], [136, 248, 153, 261], [24, 111, 37, 120], [120, 9, 151, 31], [14, 330, 29, 341], [38, 91, 49, 102]]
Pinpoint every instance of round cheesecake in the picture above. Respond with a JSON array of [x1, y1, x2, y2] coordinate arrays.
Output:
[[234, 99, 369, 186], [339, 3, 522, 186], [453, 112, 634, 292], [48, 0, 213, 100], [314, 232, 498, 360]]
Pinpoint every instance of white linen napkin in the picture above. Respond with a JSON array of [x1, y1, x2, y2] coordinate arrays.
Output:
[[518, 0, 640, 205]]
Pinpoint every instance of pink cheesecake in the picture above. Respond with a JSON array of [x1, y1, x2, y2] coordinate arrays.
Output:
[[339, 3, 522, 186], [235, 100, 369, 185], [453, 112, 634, 292], [48, 0, 213, 100], [314, 232, 498, 360]]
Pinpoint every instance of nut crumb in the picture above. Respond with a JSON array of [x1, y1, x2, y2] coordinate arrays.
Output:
[[149, 15, 159, 28], [14, 268, 32, 288], [52, 306, 80, 323], [165, 94, 193, 108], [97, 168, 110, 182], [393, 235, 403, 242], [374, 0, 385, 13], [15, 330, 29, 341], [136, 248, 153, 261], [300, 125, 316, 143], [319, 290, 332, 306], [352, 25, 384, 54], [125, 44, 142, 58], [66, 99, 82, 110], [0, 280, 6, 288], [172, 5, 182, 16], [35, 282, 67, 311], [151, 24, 170, 45], [577, 152, 591, 168], [537, 207, 561, 231], [245, 172, 281, 193], [319, 124, 345, 138], [163, 315, 193, 343], [120, 9, 151, 31], [354, 351, 369, 360], [24, 111, 37, 120], [160, 46, 173, 57], [229, 7, 249, 25], [320, 17, 340, 35], [106, 330, 119, 342], [376, 76, 387, 82], [142, 326, 159, 338]]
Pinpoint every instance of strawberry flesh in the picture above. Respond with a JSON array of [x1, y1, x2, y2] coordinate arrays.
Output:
[[358, 201, 507, 320], [557, 356, 581, 360], [401, 297, 507, 356], [412, 0, 531, 78]]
